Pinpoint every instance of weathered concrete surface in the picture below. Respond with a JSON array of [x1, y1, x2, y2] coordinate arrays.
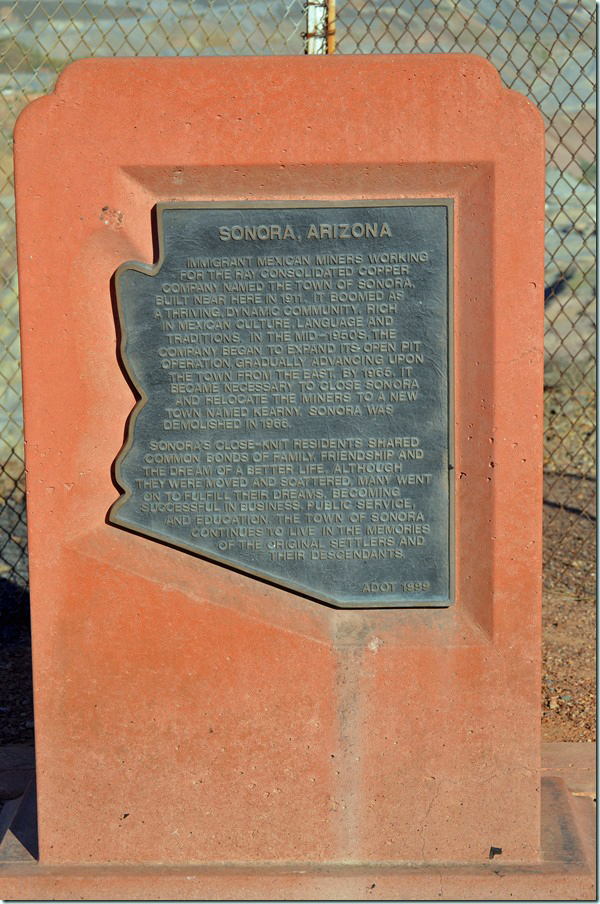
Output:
[[542, 741, 596, 794], [0, 778, 595, 899], [2, 747, 594, 896], [6, 52, 571, 897]]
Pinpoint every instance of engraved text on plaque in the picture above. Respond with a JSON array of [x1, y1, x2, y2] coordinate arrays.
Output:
[[110, 202, 453, 607]]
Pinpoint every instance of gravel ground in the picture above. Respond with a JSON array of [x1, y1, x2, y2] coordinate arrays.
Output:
[[542, 591, 596, 742], [543, 369, 596, 602], [541, 363, 596, 743]]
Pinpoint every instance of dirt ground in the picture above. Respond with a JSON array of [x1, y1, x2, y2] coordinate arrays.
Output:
[[542, 463, 595, 744], [541, 365, 596, 742], [541, 476, 595, 743], [542, 590, 596, 742]]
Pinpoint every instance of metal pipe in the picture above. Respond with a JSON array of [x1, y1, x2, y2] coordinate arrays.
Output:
[[327, 0, 336, 53], [305, 0, 327, 54]]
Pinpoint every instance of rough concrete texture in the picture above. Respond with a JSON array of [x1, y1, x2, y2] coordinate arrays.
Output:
[[542, 741, 596, 794], [6, 53, 587, 898], [0, 779, 595, 899]]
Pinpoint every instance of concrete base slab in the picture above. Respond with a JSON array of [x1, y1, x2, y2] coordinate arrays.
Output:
[[542, 741, 596, 795], [0, 777, 595, 900]]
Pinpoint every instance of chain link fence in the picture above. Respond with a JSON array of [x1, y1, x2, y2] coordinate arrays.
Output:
[[0, 0, 595, 614]]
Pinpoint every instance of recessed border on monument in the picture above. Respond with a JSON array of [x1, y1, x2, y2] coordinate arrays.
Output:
[[109, 200, 455, 609]]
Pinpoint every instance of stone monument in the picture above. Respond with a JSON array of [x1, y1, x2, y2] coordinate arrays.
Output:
[[1, 54, 594, 899]]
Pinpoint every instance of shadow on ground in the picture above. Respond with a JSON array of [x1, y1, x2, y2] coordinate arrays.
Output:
[[0, 577, 34, 747]]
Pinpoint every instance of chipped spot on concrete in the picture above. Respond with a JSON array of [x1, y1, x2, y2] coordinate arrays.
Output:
[[100, 206, 123, 228]]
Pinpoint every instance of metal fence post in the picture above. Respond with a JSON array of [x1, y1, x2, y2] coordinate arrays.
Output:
[[305, 0, 335, 54]]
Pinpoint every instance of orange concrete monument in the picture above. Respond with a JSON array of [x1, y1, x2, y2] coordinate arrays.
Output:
[[2, 55, 594, 898]]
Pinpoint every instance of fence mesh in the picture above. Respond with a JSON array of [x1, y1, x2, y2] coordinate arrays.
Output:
[[0, 0, 595, 610]]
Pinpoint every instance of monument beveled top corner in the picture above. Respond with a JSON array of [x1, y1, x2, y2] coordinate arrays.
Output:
[[110, 199, 454, 608]]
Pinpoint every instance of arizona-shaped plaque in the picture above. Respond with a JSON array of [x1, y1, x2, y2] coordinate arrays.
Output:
[[110, 201, 453, 608]]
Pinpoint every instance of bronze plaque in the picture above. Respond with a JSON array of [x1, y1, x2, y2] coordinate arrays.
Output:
[[110, 201, 453, 608]]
